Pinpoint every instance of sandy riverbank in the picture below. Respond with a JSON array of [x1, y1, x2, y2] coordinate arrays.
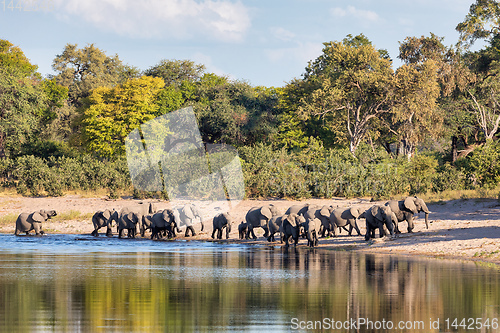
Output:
[[0, 195, 499, 265]]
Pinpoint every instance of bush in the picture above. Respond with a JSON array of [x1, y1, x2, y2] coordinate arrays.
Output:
[[2, 154, 131, 197], [463, 142, 500, 188]]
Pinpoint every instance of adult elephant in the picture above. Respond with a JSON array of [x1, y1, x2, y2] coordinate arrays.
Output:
[[141, 214, 154, 237], [303, 217, 321, 247], [285, 204, 310, 216], [329, 207, 362, 237], [118, 211, 141, 238], [267, 215, 283, 242], [385, 196, 430, 233], [364, 205, 397, 241], [245, 204, 279, 240], [14, 209, 57, 236], [173, 204, 203, 237], [280, 213, 305, 248], [151, 209, 180, 240], [91, 209, 119, 237], [211, 213, 233, 240], [302, 205, 333, 237]]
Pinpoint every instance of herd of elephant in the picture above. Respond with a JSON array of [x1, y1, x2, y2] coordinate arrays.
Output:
[[238, 196, 430, 248], [13, 196, 430, 249]]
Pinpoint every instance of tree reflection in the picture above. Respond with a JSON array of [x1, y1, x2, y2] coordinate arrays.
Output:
[[0, 249, 498, 332]]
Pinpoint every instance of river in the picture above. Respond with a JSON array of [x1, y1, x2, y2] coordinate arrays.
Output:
[[0, 234, 498, 332]]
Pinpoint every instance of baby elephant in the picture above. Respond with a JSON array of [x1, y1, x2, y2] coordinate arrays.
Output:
[[212, 213, 233, 239], [15, 209, 57, 236], [238, 222, 248, 239]]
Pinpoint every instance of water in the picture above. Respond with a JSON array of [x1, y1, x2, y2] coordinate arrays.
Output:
[[0, 234, 498, 332]]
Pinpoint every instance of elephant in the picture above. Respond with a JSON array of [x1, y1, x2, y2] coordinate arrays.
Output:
[[141, 214, 154, 237], [91, 209, 119, 237], [285, 204, 310, 216], [238, 222, 248, 239], [139, 202, 160, 237], [173, 204, 204, 237], [329, 207, 362, 237], [151, 209, 180, 240], [303, 217, 321, 247], [280, 213, 306, 248], [14, 209, 57, 236], [302, 205, 333, 237], [267, 215, 283, 242], [211, 213, 233, 239], [385, 196, 430, 233], [364, 205, 397, 241], [116, 202, 156, 238], [245, 204, 279, 240], [117, 210, 141, 238]]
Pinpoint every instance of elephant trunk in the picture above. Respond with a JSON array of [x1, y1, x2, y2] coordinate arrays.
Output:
[[424, 212, 429, 229]]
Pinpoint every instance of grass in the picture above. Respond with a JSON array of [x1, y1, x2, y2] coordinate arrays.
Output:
[[419, 188, 500, 204], [52, 210, 93, 222], [0, 213, 18, 226]]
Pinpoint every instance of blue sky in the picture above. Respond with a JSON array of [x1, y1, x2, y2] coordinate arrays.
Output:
[[1, 0, 478, 87]]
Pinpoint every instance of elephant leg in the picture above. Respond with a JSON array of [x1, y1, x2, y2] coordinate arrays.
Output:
[[211, 229, 216, 239], [251, 229, 257, 239], [106, 227, 113, 237], [217, 229, 222, 239], [263, 227, 269, 238], [406, 215, 414, 233], [351, 220, 362, 236]]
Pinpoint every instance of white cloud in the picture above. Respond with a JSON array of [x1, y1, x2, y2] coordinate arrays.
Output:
[[270, 27, 296, 42], [53, 0, 251, 42], [191, 52, 233, 79], [331, 6, 380, 23], [265, 42, 323, 66]]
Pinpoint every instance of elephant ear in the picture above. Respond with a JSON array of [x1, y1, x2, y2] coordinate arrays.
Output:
[[371, 206, 380, 219], [349, 207, 360, 219], [287, 213, 297, 227], [260, 206, 273, 220], [102, 210, 111, 220], [181, 206, 194, 220], [404, 197, 418, 214], [319, 206, 330, 218], [32, 212, 45, 222]]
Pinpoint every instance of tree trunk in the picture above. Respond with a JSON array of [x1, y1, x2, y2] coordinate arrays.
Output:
[[451, 136, 458, 163]]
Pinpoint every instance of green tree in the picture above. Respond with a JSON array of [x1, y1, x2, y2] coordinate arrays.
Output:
[[0, 40, 66, 158], [299, 34, 394, 156], [456, 0, 500, 47], [81, 76, 165, 157], [52, 44, 139, 145], [191, 75, 279, 146], [144, 59, 205, 87]]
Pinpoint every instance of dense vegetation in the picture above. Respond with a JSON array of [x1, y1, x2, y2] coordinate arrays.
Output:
[[1, 0, 499, 199]]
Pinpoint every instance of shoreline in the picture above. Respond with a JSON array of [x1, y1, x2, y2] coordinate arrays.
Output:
[[0, 195, 499, 265]]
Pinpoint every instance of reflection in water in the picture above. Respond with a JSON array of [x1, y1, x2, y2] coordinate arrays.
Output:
[[0, 235, 498, 332]]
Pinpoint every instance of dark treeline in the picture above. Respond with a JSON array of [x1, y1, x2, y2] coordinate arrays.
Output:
[[1, 0, 499, 198]]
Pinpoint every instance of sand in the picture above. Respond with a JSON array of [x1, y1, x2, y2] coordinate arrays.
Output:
[[0, 195, 499, 265]]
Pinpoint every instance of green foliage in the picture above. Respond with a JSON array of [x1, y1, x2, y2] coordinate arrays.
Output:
[[462, 141, 500, 188], [0, 68, 48, 158], [144, 59, 205, 87], [82, 76, 165, 157], [0, 155, 131, 197], [405, 154, 439, 194], [456, 0, 500, 47], [0, 39, 38, 77], [52, 43, 139, 107]]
